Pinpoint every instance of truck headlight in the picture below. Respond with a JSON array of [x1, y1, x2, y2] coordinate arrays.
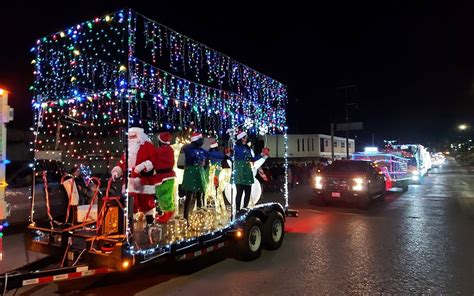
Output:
[[352, 177, 364, 191], [315, 176, 323, 189]]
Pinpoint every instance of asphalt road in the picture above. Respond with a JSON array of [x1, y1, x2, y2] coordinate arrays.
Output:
[[9, 159, 474, 295]]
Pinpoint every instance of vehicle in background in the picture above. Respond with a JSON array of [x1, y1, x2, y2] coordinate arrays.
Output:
[[313, 160, 386, 209], [352, 150, 411, 191], [431, 152, 446, 168], [405, 156, 421, 183], [392, 144, 432, 177]]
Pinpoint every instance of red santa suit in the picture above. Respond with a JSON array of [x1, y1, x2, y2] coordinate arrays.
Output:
[[111, 127, 156, 216]]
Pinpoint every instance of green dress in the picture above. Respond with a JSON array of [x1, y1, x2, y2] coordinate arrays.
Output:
[[234, 160, 254, 185], [182, 165, 208, 192], [234, 143, 259, 186]]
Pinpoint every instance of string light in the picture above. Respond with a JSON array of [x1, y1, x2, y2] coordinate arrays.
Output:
[[165, 217, 188, 242], [284, 126, 289, 208], [30, 8, 289, 250], [0, 221, 9, 238], [188, 208, 217, 234]]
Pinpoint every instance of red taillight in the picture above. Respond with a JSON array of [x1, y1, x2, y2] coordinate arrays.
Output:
[[385, 179, 392, 189]]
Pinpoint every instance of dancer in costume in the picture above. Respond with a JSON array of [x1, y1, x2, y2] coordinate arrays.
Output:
[[181, 133, 225, 221], [205, 139, 229, 224], [233, 130, 270, 211]]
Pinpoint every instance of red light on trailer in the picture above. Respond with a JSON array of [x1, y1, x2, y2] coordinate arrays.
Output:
[[235, 229, 243, 239], [122, 259, 130, 270]]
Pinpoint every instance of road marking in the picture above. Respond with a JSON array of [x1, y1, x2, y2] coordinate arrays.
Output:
[[304, 209, 364, 216]]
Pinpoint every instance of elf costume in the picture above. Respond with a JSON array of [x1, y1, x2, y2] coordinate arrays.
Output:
[[205, 139, 228, 224], [181, 133, 224, 221], [233, 131, 269, 211], [141, 132, 176, 224]]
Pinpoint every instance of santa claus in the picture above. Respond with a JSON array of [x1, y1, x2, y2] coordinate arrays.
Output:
[[111, 127, 156, 226]]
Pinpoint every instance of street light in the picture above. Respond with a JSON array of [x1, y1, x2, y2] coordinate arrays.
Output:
[[458, 124, 468, 131]]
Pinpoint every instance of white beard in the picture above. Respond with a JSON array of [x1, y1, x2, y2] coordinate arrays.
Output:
[[128, 131, 151, 168], [128, 139, 140, 168]]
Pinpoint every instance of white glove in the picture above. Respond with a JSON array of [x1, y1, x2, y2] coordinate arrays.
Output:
[[134, 163, 146, 174], [135, 160, 154, 174], [111, 167, 122, 181]]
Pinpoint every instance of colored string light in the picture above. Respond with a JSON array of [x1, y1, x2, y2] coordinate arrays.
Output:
[[30, 8, 289, 237]]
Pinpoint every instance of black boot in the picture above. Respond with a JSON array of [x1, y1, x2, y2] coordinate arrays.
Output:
[[156, 207, 163, 216], [145, 215, 154, 226]]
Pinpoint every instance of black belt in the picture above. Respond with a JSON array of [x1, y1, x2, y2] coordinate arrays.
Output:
[[141, 170, 154, 177], [155, 168, 174, 174]]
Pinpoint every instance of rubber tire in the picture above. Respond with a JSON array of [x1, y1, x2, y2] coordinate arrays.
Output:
[[357, 193, 370, 210], [319, 197, 329, 206], [402, 181, 409, 192], [378, 190, 386, 201], [263, 211, 285, 250], [378, 189, 387, 201], [236, 216, 264, 261]]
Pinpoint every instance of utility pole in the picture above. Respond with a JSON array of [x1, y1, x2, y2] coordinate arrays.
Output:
[[336, 84, 357, 159], [344, 102, 357, 158], [330, 123, 335, 161], [345, 104, 350, 158]]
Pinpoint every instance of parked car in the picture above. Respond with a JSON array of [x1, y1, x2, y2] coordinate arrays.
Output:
[[313, 160, 386, 209]]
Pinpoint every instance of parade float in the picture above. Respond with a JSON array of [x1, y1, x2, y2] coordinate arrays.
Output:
[[0, 9, 296, 290], [352, 148, 411, 191]]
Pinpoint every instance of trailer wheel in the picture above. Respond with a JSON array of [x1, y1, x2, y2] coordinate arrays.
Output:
[[263, 211, 285, 250], [236, 216, 263, 261]]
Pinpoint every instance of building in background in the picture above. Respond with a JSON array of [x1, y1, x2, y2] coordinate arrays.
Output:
[[264, 134, 355, 160]]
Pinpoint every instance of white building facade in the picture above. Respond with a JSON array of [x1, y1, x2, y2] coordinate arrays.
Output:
[[264, 134, 355, 159]]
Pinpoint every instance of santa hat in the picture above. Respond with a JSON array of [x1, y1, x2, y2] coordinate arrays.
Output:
[[209, 138, 218, 148], [129, 121, 145, 135], [158, 132, 172, 145], [129, 127, 145, 134], [236, 130, 247, 140], [191, 132, 202, 142]]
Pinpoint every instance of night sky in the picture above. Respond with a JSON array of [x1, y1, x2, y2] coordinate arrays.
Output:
[[1, 1, 474, 148]]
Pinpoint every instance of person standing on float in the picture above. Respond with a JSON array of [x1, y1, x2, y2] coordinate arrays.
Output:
[[233, 131, 270, 211], [205, 138, 229, 223], [181, 133, 225, 221], [111, 126, 157, 226], [141, 132, 176, 224]]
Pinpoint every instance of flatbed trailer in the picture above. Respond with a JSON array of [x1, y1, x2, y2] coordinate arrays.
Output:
[[0, 9, 296, 291]]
